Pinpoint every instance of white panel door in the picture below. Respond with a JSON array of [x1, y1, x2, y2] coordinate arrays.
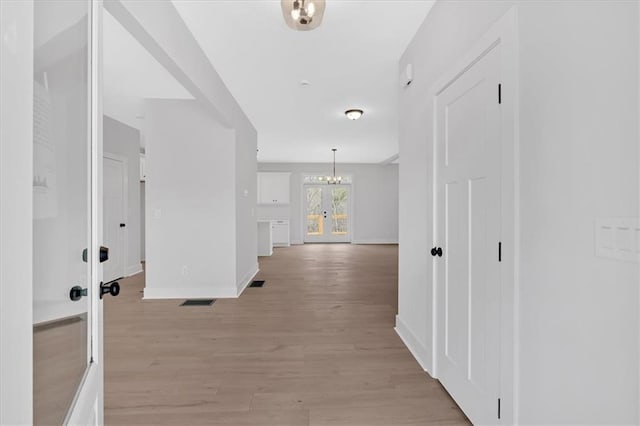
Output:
[[103, 155, 126, 282], [435, 44, 502, 425]]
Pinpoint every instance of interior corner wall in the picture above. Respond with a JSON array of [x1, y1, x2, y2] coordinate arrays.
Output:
[[399, 1, 639, 424], [233, 115, 258, 293], [143, 99, 237, 299], [256, 163, 399, 245], [0, 1, 34, 423], [103, 115, 142, 276]]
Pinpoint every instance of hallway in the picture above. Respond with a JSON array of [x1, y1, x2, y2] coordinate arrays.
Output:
[[104, 244, 468, 425]]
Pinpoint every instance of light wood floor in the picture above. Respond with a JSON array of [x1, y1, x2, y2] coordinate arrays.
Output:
[[104, 244, 469, 425]]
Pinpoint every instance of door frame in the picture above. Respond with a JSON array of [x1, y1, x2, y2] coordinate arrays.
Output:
[[430, 7, 518, 424], [65, 0, 104, 424], [0, 1, 35, 423], [103, 152, 128, 282], [301, 182, 353, 244]]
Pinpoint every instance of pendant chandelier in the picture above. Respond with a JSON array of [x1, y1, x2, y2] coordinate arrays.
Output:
[[326, 148, 342, 185], [281, 0, 326, 31]]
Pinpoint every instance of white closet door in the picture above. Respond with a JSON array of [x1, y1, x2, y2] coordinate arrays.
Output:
[[434, 43, 502, 425]]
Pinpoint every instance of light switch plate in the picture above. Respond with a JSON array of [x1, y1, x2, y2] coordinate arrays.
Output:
[[595, 217, 640, 263]]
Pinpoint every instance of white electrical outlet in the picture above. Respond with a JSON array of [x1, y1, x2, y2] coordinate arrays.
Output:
[[181, 265, 189, 276]]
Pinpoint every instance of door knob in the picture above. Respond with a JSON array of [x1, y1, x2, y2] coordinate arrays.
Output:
[[82, 246, 109, 263], [119, 223, 126, 228], [431, 247, 443, 257], [100, 280, 120, 299], [69, 285, 88, 301]]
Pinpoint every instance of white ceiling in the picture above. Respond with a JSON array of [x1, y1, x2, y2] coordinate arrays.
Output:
[[103, 9, 193, 134], [174, 0, 433, 163], [104, 1, 433, 162]]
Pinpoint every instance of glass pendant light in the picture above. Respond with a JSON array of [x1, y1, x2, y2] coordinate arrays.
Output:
[[281, 0, 326, 31]]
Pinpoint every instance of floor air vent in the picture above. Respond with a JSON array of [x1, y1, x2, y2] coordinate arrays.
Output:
[[180, 299, 215, 306], [249, 280, 265, 288]]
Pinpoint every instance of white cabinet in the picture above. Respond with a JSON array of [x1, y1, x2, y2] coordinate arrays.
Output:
[[257, 172, 290, 205], [272, 220, 290, 247]]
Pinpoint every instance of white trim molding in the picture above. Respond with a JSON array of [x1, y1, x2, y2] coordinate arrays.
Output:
[[351, 239, 398, 245], [236, 263, 259, 296], [395, 315, 431, 374], [143, 286, 239, 300], [125, 264, 143, 277]]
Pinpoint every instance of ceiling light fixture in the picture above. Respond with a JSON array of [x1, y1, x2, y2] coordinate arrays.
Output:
[[345, 109, 363, 121], [324, 148, 342, 185], [281, 0, 325, 31]]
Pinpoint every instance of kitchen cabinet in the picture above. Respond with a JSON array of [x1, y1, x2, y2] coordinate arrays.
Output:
[[272, 220, 290, 247], [257, 172, 290, 205]]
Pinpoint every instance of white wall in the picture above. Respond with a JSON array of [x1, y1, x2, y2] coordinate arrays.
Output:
[[144, 99, 238, 298], [107, 0, 258, 297], [517, 2, 639, 423], [0, 1, 34, 423], [234, 119, 259, 292], [257, 163, 399, 245], [398, 1, 640, 424], [140, 181, 145, 261], [103, 115, 142, 276]]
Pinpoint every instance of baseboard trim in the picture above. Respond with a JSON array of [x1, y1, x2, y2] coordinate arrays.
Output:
[[395, 315, 431, 373], [143, 286, 238, 300], [236, 263, 259, 296], [125, 265, 143, 277], [352, 239, 399, 245]]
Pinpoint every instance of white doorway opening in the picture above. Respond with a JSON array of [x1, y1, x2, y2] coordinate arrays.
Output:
[[103, 154, 128, 282]]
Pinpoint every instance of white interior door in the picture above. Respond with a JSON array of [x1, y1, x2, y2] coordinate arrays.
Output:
[[304, 184, 351, 243], [434, 43, 502, 425], [103, 155, 126, 282], [32, 1, 104, 424]]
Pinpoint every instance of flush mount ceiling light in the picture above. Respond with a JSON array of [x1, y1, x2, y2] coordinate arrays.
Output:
[[345, 109, 363, 121], [281, 0, 326, 31]]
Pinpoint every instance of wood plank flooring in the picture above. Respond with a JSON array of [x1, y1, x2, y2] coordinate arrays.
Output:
[[104, 244, 469, 425]]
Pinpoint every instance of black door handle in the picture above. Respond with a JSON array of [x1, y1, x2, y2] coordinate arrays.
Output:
[[119, 223, 126, 228], [82, 246, 109, 263], [431, 247, 443, 257], [69, 285, 88, 301], [100, 280, 120, 299]]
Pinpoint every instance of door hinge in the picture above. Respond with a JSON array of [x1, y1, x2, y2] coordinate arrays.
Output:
[[498, 397, 501, 419], [498, 84, 502, 104], [498, 242, 502, 262]]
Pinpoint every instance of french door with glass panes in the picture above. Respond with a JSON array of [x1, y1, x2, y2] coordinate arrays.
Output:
[[32, 1, 105, 424], [304, 185, 351, 243]]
